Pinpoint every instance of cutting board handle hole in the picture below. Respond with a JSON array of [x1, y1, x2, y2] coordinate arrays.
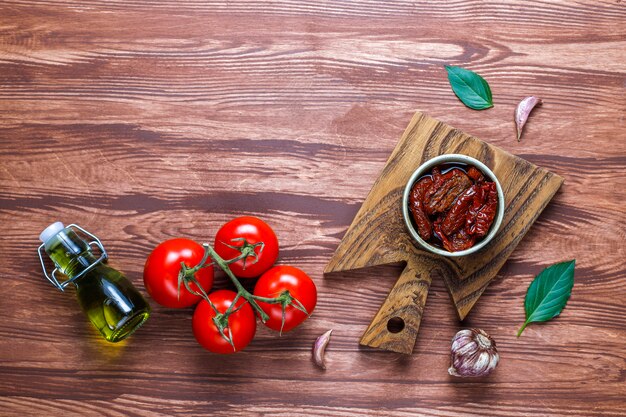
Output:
[[386, 317, 405, 333]]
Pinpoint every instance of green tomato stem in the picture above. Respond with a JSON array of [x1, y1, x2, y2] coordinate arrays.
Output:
[[201, 243, 270, 322]]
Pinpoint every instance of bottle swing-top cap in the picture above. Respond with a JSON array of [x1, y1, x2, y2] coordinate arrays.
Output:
[[39, 221, 65, 244], [37, 223, 108, 291]]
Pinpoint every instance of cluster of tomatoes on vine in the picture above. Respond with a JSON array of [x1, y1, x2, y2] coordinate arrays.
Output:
[[143, 216, 317, 353]]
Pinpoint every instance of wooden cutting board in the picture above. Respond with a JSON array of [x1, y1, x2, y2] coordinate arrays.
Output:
[[324, 112, 563, 354]]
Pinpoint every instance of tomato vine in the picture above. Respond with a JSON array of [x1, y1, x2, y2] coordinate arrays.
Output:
[[177, 241, 310, 350]]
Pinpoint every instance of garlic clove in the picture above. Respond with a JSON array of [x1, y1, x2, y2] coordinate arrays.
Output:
[[515, 96, 543, 142], [313, 329, 333, 370]]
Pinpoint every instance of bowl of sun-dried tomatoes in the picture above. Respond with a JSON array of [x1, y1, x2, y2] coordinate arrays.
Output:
[[402, 154, 505, 257]]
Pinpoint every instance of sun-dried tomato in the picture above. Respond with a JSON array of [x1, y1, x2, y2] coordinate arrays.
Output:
[[408, 163, 498, 252], [434, 221, 476, 252], [467, 166, 484, 182], [424, 169, 472, 215], [421, 167, 442, 204], [446, 228, 476, 252], [440, 184, 478, 236], [409, 176, 434, 240], [466, 182, 498, 237]]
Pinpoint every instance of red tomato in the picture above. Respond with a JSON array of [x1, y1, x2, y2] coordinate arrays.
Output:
[[253, 266, 317, 332], [192, 290, 256, 354], [214, 216, 279, 278], [143, 238, 214, 308]]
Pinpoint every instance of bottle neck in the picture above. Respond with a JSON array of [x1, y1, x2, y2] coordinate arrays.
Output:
[[44, 229, 99, 281]]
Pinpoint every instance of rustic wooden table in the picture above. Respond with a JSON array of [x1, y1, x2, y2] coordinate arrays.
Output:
[[1, 1, 624, 416]]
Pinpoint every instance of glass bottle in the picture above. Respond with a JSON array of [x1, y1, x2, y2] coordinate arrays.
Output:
[[38, 222, 151, 342]]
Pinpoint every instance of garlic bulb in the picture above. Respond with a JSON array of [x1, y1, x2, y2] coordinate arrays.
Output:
[[448, 328, 499, 377]]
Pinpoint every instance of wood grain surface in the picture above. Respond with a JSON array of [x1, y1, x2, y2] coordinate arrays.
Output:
[[325, 112, 563, 354], [0, 1, 625, 416]]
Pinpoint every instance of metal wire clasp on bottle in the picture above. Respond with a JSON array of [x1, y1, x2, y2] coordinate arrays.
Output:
[[37, 224, 108, 291]]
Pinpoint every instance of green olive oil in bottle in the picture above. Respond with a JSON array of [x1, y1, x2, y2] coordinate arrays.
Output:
[[38, 222, 150, 342]]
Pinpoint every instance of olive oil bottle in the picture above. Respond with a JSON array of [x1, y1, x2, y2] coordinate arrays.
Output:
[[38, 222, 150, 342]]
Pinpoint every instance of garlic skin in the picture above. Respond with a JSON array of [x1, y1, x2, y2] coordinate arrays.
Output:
[[448, 328, 499, 377]]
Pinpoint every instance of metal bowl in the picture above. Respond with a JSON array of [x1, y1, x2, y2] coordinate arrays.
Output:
[[402, 154, 505, 257]]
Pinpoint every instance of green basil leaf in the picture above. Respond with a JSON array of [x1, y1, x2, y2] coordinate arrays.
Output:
[[445, 65, 493, 110], [517, 260, 575, 336]]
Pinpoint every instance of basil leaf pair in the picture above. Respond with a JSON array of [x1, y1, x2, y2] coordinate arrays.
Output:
[[445, 65, 493, 110], [518, 260, 576, 336]]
